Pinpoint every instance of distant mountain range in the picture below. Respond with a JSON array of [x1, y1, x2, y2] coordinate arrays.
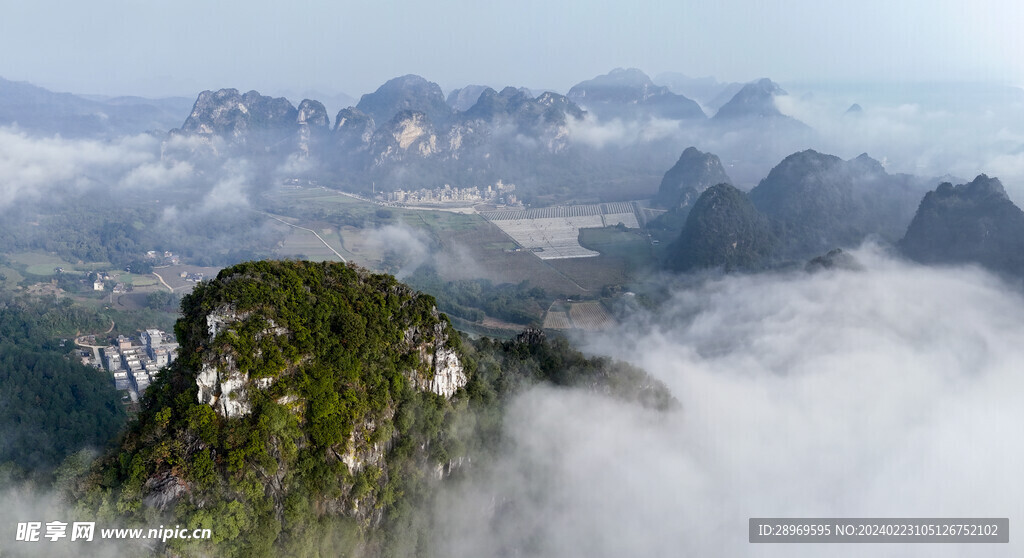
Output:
[[1, 70, 820, 200], [567, 68, 706, 120], [653, 73, 744, 113], [660, 146, 1024, 279], [165, 70, 809, 197], [0, 76, 193, 137]]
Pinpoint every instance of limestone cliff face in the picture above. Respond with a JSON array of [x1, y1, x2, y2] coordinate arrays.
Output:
[[195, 306, 291, 418], [173, 80, 588, 187], [653, 146, 731, 210], [194, 302, 466, 420], [295, 99, 330, 157], [406, 319, 467, 398], [356, 74, 453, 128], [117, 260, 475, 527], [180, 88, 298, 141], [371, 110, 440, 166], [900, 174, 1024, 276]]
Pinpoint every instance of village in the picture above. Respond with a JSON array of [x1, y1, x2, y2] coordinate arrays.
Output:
[[377, 179, 519, 206], [78, 328, 179, 403]]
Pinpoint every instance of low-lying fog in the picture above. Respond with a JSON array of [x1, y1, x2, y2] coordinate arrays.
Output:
[[435, 245, 1024, 557]]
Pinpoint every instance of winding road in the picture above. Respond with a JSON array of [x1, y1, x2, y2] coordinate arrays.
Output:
[[73, 319, 116, 363]]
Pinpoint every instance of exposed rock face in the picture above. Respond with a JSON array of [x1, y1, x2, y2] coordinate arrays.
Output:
[[196, 307, 291, 418], [567, 68, 705, 120], [406, 321, 467, 399], [900, 174, 1024, 276], [653, 146, 731, 210], [370, 110, 440, 165], [296, 99, 330, 157], [356, 74, 453, 128], [332, 107, 376, 166], [142, 472, 186, 511], [192, 281, 466, 421], [181, 88, 298, 140], [748, 150, 928, 260], [168, 77, 593, 194], [461, 86, 584, 141], [463, 86, 535, 122], [665, 183, 776, 272], [297, 99, 330, 129]]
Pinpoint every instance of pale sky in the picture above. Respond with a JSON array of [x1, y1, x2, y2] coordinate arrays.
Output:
[[1, 0, 1022, 98]]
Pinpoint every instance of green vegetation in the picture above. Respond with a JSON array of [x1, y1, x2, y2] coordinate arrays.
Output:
[[578, 226, 654, 271], [665, 183, 776, 272], [405, 265, 549, 324], [0, 191, 283, 270], [145, 290, 181, 311], [72, 260, 460, 556], [67, 260, 673, 557], [0, 296, 126, 473]]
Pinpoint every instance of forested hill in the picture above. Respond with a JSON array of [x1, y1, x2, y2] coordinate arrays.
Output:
[[69, 260, 674, 557], [0, 297, 126, 471]]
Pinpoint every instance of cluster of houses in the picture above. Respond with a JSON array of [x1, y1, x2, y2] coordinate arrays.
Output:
[[145, 250, 180, 266], [379, 180, 518, 206], [86, 271, 129, 293], [101, 329, 179, 401], [180, 271, 205, 282]]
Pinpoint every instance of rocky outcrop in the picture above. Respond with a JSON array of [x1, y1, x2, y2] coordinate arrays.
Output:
[[712, 78, 788, 120], [180, 89, 298, 140], [370, 110, 440, 165], [296, 99, 330, 157], [142, 471, 187, 511], [665, 183, 776, 272], [748, 150, 927, 260], [405, 320, 467, 398], [900, 174, 1024, 276], [356, 74, 453, 128], [196, 306, 291, 418], [194, 296, 466, 420], [456, 87, 582, 155], [653, 146, 731, 210]]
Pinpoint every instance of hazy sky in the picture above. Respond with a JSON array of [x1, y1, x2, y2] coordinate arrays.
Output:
[[1, 0, 1022, 98]]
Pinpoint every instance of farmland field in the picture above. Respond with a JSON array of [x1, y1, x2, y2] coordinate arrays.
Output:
[[543, 300, 614, 331], [263, 187, 651, 296], [542, 310, 573, 329], [568, 301, 612, 330], [7, 251, 112, 276], [276, 227, 346, 262], [482, 202, 642, 260]]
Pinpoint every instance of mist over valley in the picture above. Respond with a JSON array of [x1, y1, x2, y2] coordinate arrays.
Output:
[[2, 3, 1024, 555]]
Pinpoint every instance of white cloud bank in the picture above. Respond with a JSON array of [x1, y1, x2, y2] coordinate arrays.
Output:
[[436, 245, 1024, 557]]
